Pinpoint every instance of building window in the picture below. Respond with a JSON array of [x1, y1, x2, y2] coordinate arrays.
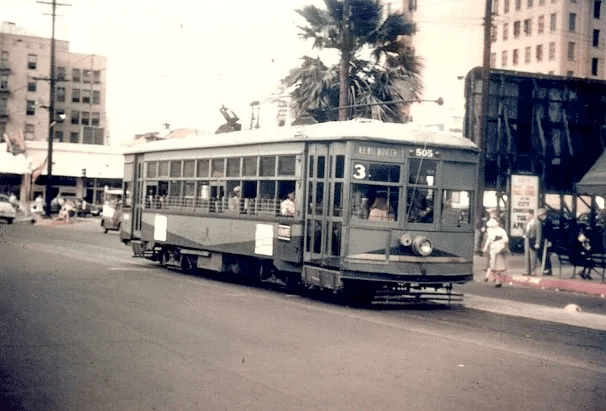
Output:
[[550, 13, 557, 31], [27, 54, 37, 70], [70, 132, 79, 143], [92, 90, 100, 104], [25, 124, 34, 140], [72, 69, 81, 83], [57, 67, 66, 81], [82, 89, 91, 104], [569, 13, 576, 32], [56, 87, 65, 103], [27, 81, 36, 92], [91, 112, 100, 126], [491, 52, 496, 67], [592, 58, 599, 75], [26, 100, 35, 115], [595, 1, 602, 19], [536, 44, 544, 61], [491, 25, 497, 42], [502, 50, 508, 67], [549, 42, 556, 60], [493, 0, 499, 14], [81, 111, 90, 125], [54, 131, 63, 142], [525, 47, 531, 63], [568, 42, 575, 60], [524, 19, 532, 36], [1, 51, 8, 68], [72, 88, 80, 103], [540, 0, 545, 5], [55, 108, 65, 122], [594, 30, 600, 48], [538, 15, 545, 33], [514, 21, 521, 38], [516, 0, 521, 10], [504, 0, 510, 12], [0, 74, 7, 90], [83, 70, 91, 83], [567, 70, 574, 77], [71, 110, 80, 125], [93, 70, 101, 83], [527, 0, 533, 7], [513, 49, 519, 65], [503, 23, 509, 40]]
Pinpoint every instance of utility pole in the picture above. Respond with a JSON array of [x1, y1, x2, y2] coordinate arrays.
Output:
[[339, 0, 351, 121], [476, 0, 493, 230], [38, 0, 71, 217]]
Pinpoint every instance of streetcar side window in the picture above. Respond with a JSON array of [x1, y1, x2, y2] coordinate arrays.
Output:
[[441, 190, 472, 225], [146, 161, 157, 178], [143, 154, 299, 216]]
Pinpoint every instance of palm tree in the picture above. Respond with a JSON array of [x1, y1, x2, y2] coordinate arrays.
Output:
[[283, 0, 423, 123]]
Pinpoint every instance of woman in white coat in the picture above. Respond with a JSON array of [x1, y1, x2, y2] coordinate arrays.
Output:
[[482, 218, 509, 287]]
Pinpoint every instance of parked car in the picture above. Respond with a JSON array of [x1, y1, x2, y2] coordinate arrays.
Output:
[[0, 194, 17, 224]]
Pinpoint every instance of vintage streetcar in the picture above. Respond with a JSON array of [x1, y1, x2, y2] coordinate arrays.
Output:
[[120, 119, 480, 303]]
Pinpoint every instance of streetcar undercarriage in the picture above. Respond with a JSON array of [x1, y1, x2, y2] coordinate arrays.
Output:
[[131, 240, 467, 305]]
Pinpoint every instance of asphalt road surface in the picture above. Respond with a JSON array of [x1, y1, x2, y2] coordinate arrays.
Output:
[[0, 221, 604, 410]]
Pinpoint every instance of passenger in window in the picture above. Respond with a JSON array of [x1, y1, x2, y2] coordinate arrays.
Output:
[[228, 186, 241, 213], [280, 192, 296, 217], [351, 190, 369, 220], [408, 192, 433, 223], [368, 194, 395, 222]]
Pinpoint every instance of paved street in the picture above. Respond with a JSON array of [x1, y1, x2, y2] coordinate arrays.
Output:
[[0, 219, 604, 410]]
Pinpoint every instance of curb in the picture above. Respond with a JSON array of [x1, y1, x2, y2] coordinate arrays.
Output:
[[494, 271, 606, 297]]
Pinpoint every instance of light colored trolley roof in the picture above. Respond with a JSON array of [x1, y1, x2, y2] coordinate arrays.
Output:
[[124, 119, 479, 155]]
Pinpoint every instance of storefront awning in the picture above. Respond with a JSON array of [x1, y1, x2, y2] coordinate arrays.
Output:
[[576, 149, 606, 196]]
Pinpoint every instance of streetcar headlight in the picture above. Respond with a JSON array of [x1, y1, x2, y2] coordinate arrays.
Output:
[[412, 236, 433, 256], [399, 233, 413, 247]]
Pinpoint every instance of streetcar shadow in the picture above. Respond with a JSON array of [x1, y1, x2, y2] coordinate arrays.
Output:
[[164, 266, 464, 312]]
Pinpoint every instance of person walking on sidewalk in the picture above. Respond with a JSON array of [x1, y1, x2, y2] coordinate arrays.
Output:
[[524, 208, 545, 275], [482, 218, 509, 287]]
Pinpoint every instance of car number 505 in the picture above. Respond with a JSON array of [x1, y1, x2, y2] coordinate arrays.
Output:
[[415, 148, 434, 157]]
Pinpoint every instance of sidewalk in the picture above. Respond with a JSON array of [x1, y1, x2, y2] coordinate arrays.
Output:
[[474, 252, 606, 297]]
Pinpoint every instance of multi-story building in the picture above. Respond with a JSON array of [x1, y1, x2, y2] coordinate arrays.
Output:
[[0, 22, 122, 207], [490, 0, 606, 78]]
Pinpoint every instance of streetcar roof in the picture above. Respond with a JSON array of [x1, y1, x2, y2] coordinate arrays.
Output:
[[124, 119, 479, 154]]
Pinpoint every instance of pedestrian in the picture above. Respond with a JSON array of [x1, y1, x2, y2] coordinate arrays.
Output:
[[482, 217, 509, 287], [539, 210, 553, 275], [524, 208, 545, 275], [482, 209, 499, 269]]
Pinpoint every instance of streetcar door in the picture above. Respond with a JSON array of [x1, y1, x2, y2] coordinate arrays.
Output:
[[304, 144, 329, 264], [132, 155, 144, 238], [304, 144, 344, 266]]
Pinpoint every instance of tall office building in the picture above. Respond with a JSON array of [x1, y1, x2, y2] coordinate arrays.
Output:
[[0, 22, 107, 144], [490, 0, 606, 78], [0, 22, 121, 206]]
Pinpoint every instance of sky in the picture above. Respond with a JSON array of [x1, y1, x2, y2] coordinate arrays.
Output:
[[2, 0, 330, 144], [2, 0, 484, 145]]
